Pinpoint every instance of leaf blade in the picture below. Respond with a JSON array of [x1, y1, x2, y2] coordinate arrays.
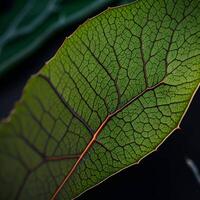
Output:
[[0, 0, 200, 199]]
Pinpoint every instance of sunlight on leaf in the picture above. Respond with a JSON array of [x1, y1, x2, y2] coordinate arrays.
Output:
[[0, 0, 200, 199]]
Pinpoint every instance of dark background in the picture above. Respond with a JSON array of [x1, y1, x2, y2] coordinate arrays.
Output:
[[0, 1, 200, 200]]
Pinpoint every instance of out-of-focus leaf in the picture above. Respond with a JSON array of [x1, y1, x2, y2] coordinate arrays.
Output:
[[0, 0, 114, 76]]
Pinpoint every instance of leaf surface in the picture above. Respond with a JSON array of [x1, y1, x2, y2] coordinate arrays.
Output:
[[0, 0, 200, 199]]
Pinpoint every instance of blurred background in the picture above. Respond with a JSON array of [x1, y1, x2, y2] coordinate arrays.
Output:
[[0, 0, 200, 199]]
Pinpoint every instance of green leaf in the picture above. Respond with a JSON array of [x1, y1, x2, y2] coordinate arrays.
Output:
[[0, 0, 113, 76], [0, 0, 200, 199]]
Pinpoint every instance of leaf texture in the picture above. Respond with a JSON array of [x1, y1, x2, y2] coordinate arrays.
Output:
[[0, 0, 200, 199]]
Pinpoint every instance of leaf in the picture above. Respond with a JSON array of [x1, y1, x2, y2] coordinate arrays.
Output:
[[0, 0, 113, 76], [0, 0, 200, 199]]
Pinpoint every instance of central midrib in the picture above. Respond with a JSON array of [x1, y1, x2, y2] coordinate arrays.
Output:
[[49, 77, 164, 200]]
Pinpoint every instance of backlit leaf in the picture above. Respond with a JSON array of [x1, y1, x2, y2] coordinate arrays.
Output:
[[0, 0, 200, 199]]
